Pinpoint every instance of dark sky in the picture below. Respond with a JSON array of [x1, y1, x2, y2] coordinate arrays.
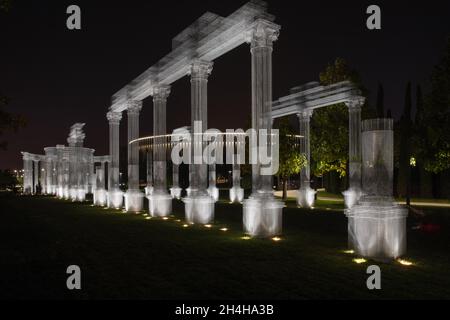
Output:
[[1, 0, 449, 169]]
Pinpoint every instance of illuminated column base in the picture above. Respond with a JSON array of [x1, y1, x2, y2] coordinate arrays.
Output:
[[297, 186, 316, 208], [145, 186, 154, 196], [63, 186, 70, 200], [124, 190, 144, 212], [183, 195, 215, 224], [346, 201, 408, 260], [185, 188, 193, 197], [69, 188, 78, 201], [243, 196, 285, 237], [342, 188, 362, 209], [207, 186, 219, 202], [170, 187, 182, 199], [94, 189, 108, 206], [108, 189, 124, 209], [76, 188, 86, 202], [148, 192, 172, 217], [229, 186, 244, 203]]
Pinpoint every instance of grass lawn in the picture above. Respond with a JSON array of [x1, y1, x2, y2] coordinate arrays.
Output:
[[1, 192, 450, 299]]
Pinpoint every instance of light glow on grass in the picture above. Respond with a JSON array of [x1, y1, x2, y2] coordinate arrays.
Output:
[[204, 224, 212, 228], [145, 217, 151, 220], [175, 219, 181, 222], [241, 236, 251, 240], [182, 224, 189, 228], [353, 258, 367, 264], [343, 250, 355, 254], [398, 259, 414, 266], [162, 217, 169, 220], [220, 228, 228, 232], [272, 237, 282, 242]]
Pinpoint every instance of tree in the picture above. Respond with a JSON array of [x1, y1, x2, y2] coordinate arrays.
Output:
[[0, 95, 26, 150], [311, 58, 373, 188], [0, 169, 18, 191], [419, 39, 450, 174], [0, 0, 11, 13], [376, 82, 384, 118], [275, 118, 306, 200], [398, 82, 413, 204]]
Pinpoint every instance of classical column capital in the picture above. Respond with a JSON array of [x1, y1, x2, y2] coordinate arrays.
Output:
[[346, 96, 365, 111], [189, 60, 213, 81], [107, 111, 122, 124], [152, 85, 171, 101], [21, 152, 32, 161], [247, 19, 280, 50], [126, 100, 142, 115], [297, 109, 313, 120]]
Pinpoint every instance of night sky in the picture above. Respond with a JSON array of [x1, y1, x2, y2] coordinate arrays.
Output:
[[1, 0, 449, 169]]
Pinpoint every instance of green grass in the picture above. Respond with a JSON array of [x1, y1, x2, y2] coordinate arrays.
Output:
[[1, 193, 450, 299]]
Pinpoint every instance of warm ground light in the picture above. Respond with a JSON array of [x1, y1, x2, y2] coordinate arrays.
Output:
[[1, 192, 450, 299]]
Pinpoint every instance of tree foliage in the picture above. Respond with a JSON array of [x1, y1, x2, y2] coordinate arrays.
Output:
[[275, 118, 306, 199], [311, 57, 373, 178], [415, 39, 450, 173], [0, 95, 26, 150]]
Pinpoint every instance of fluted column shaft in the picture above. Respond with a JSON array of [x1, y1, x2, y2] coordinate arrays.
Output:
[[127, 101, 142, 191], [189, 61, 213, 196], [250, 20, 279, 195], [33, 160, 39, 194], [298, 110, 313, 189], [347, 98, 363, 191], [152, 85, 171, 193], [107, 111, 122, 191]]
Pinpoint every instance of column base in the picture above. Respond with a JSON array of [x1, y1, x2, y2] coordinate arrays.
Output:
[[342, 188, 362, 209], [63, 187, 70, 200], [124, 190, 144, 212], [170, 187, 182, 199], [243, 195, 285, 238], [207, 186, 219, 202], [183, 194, 215, 224], [69, 188, 86, 202], [94, 188, 108, 206], [69, 188, 77, 201], [108, 189, 124, 209], [346, 201, 408, 260], [76, 188, 86, 202], [229, 186, 244, 203], [147, 192, 172, 217], [185, 188, 193, 197], [145, 186, 154, 196], [297, 186, 316, 208]]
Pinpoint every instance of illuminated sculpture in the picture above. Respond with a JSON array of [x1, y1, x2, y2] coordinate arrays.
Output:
[[346, 119, 408, 260], [93, 156, 109, 206], [242, 19, 285, 237], [124, 101, 144, 212], [147, 86, 173, 217], [229, 161, 244, 203], [272, 82, 365, 209], [22, 124, 106, 204]]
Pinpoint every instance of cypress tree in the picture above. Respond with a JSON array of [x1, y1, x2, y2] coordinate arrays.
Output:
[[376, 82, 384, 118], [399, 82, 412, 205]]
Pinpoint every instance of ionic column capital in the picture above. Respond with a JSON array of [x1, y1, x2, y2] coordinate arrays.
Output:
[[297, 109, 313, 121], [21, 152, 32, 161], [346, 96, 365, 112], [107, 111, 122, 124], [152, 85, 171, 101], [189, 60, 213, 81], [126, 100, 142, 115], [247, 19, 280, 50]]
